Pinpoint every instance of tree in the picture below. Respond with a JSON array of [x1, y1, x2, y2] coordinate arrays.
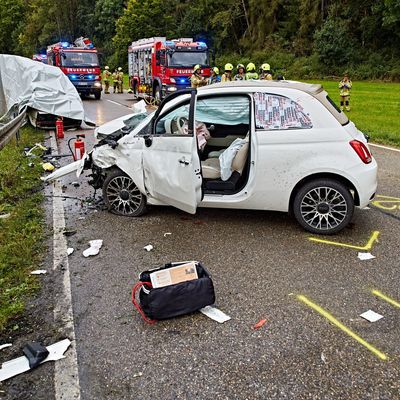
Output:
[[0, 0, 27, 54]]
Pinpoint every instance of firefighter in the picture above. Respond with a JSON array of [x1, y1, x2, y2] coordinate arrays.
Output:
[[221, 63, 234, 82], [234, 64, 246, 81], [259, 63, 273, 80], [117, 67, 124, 93], [339, 72, 352, 111], [245, 63, 259, 80], [191, 64, 207, 88], [112, 69, 119, 93], [208, 67, 221, 84], [102, 66, 111, 94]]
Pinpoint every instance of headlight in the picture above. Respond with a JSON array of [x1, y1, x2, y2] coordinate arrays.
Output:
[[94, 82, 102, 88], [167, 86, 177, 92]]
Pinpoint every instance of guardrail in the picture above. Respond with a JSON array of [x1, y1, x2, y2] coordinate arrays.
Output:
[[0, 108, 27, 151]]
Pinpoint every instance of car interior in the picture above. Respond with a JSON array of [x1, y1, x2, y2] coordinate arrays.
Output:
[[155, 94, 251, 195]]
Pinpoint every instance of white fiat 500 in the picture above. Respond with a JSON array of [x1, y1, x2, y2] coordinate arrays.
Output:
[[48, 81, 377, 234]]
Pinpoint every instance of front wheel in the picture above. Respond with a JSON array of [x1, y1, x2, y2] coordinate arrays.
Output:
[[94, 91, 101, 100], [102, 169, 147, 217], [293, 179, 354, 234]]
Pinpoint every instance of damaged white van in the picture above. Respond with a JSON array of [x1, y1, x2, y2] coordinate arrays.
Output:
[[47, 81, 377, 234]]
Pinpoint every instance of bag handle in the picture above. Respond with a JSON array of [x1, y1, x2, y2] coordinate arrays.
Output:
[[131, 281, 157, 324]]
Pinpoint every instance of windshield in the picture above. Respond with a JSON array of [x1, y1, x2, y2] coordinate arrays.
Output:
[[168, 51, 208, 67], [61, 51, 99, 67]]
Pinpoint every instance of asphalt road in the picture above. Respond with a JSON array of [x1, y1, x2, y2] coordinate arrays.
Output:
[[5, 91, 400, 399]]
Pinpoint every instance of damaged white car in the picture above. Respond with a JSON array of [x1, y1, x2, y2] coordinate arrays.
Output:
[[47, 81, 377, 234]]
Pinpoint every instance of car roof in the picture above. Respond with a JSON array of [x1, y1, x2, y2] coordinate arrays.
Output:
[[197, 80, 323, 95]]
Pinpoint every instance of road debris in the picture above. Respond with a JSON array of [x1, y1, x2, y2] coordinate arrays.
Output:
[[30, 270, 47, 275], [83, 239, 103, 257], [42, 162, 55, 172], [133, 372, 143, 378], [67, 247, 74, 255], [0, 344, 12, 351], [360, 310, 383, 322], [321, 352, 327, 363], [163, 232, 172, 237], [252, 318, 267, 330], [143, 244, 153, 252], [0, 339, 71, 382], [0, 213, 11, 219], [63, 229, 77, 236], [23, 342, 49, 368], [358, 252, 376, 260], [71, 181, 80, 187], [200, 306, 231, 323]]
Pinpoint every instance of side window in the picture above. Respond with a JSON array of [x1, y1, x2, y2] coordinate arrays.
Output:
[[254, 92, 312, 130], [155, 102, 190, 135]]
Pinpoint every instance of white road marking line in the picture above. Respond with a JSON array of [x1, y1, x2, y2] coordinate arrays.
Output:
[[106, 99, 130, 108], [50, 132, 81, 400], [370, 143, 400, 153]]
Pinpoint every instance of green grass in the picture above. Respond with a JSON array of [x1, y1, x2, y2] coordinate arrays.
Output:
[[0, 126, 45, 331], [305, 80, 400, 147]]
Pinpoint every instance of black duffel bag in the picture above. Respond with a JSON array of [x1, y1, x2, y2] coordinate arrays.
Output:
[[132, 261, 215, 323]]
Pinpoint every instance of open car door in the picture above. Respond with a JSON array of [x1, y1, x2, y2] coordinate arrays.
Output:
[[142, 90, 202, 214]]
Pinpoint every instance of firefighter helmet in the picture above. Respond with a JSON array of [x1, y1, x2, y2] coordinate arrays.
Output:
[[118, 67, 122, 71], [237, 63, 245, 70], [212, 67, 219, 75], [246, 63, 256, 72], [261, 63, 271, 71], [105, 66, 109, 70], [193, 64, 201, 73], [224, 63, 234, 71]]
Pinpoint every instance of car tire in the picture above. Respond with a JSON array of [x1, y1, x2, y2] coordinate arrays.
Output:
[[94, 91, 101, 100], [102, 169, 147, 217], [293, 179, 354, 234]]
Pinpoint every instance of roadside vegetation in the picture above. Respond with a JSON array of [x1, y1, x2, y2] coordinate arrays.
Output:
[[0, 126, 45, 331]]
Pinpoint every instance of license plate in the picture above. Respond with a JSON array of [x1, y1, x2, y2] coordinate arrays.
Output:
[[77, 82, 88, 86]]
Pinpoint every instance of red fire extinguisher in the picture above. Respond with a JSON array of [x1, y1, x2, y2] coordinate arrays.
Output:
[[56, 117, 64, 139], [68, 134, 86, 161]]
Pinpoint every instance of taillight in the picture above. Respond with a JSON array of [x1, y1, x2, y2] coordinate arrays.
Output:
[[349, 140, 372, 164]]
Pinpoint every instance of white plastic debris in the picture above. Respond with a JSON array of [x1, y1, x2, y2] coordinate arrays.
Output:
[[0, 344, 12, 351], [30, 270, 47, 275], [0, 339, 71, 382], [143, 245, 153, 252], [0, 213, 11, 219], [163, 232, 172, 237], [321, 353, 327, 363], [83, 240, 103, 257], [357, 252, 376, 260], [67, 248, 74, 256], [200, 306, 231, 323], [360, 310, 383, 322], [133, 372, 143, 378]]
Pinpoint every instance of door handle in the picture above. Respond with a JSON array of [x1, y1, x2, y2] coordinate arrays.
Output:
[[178, 157, 189, 166]]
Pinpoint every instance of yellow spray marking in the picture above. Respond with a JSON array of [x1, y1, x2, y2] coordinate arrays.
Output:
[[298, 295, 387, 361], [372, 195, 400, 211], [372, 290, 400, 309], [309, 231, 380, 251]]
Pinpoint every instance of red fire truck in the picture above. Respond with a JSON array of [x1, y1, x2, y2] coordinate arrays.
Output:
[[47, 37, 102, 100], [128, 37, 211, 101]]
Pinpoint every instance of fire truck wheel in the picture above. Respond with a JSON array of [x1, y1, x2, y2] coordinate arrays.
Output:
[[94, 91, 101, 100], [103, 169, 147, 217]]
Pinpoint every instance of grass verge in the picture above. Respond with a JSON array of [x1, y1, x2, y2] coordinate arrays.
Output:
[[306, 80, 400, 147], [0, 125, 46, 331]]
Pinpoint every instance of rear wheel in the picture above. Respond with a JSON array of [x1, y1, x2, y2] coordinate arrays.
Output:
[[94, 91, 101, 100], [293, 179, 354, 234], [103, 169, 147, 217]]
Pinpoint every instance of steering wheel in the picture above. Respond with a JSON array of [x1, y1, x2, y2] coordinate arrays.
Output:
[[176, 116, 188, 135]]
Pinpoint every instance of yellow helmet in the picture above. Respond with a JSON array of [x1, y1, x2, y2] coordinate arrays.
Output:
[[118, 67, 122, 71], [237, 63, 245, 70], [224, 63, 234, 71], [193, 64, 201, 72], [246, 63, 256, 72], [261, 63, 270, 71], [212, 67, 219, 75], [105, 66, 109, 70]]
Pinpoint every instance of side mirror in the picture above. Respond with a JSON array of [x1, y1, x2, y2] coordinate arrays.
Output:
[[143, 135, 153, 147]]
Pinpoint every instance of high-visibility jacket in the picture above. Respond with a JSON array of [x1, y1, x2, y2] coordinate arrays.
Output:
[[221, 73, 232, 82], [339, 79, 352, 96], [112, 72, 119, 84], [259, 73, 272, 80], [245, 72, 259, 80], [191, 73, 206, 88], [117, 71, 124, 82], [103, 70, 111, 81], [208, 75, 221, 84]]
